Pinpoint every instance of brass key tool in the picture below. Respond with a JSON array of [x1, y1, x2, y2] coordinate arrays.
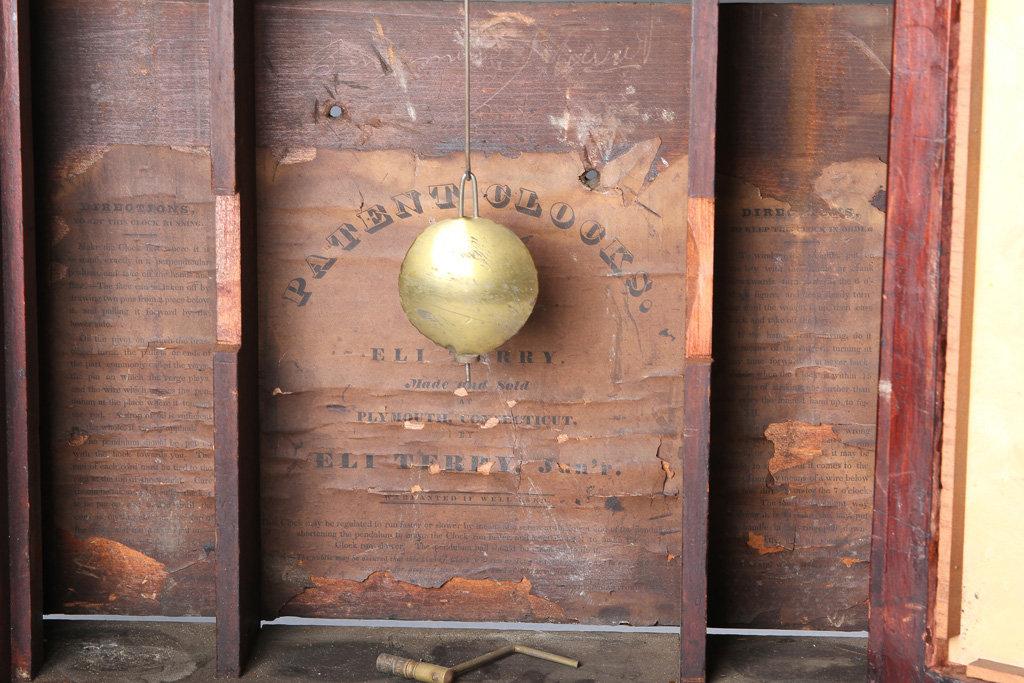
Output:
[[376, 644, 581, 682]]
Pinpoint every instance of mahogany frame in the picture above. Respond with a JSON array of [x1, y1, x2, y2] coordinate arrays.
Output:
[[2, 0, 43, 679], [868, 0, 988, 681]]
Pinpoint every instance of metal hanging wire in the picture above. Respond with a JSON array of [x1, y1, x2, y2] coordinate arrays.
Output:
[[458, 0, 479, 219]]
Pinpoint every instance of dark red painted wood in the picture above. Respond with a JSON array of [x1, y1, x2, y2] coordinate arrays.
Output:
[[1, 0, 42, 679], [211, 0, 260, 676], [214, 350, 260, 677], [682, 362, 711, 682], [211, 0, 253, 197], [869, 0, 960, 680], [0, 229, 8, 683], [688, 0, 717, 200]]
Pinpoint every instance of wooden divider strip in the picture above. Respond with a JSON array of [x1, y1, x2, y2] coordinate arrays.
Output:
[[210, 0, 260, 676], [681, 360, 711, 682], [688, 1, 717, 206], [1, 0, 42, 678], [0, 253, 7, 680], [682, 0, 717, 680]]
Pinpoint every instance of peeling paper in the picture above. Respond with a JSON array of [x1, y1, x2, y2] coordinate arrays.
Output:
[[765, 421, 839, 476], [258, 145, 689, 625], [593, 137, 663, 207], [747, 532, 787, 556], [549, 106, 639, 166], [814, 158, 888, 233], [43, 145, 217, 615], [279, 571, 567, 622], [713, 156, 885, 629], [54, 145, 111, 181], [277, 147, 318, 166], [58, 533, 168, 612], [51, 216, 71, 246], [661, 460, 676, 479]]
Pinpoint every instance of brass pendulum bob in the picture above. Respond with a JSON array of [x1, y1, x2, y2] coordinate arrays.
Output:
[[398, 173, 539, 378], [398, 0, 537, 379]]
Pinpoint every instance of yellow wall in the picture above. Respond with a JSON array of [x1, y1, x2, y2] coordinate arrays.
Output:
[[948, 0, 1024, 668]]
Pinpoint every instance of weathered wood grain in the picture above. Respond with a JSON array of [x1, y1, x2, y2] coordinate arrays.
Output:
[[868, 0, 960, 679], [711, 4, 891, 630], [687, 0, 716, 202], [681, 361, 710, 682], [30, 0, 210, 150], [255, 0, 690, 161], [2, 0, 43, 677]]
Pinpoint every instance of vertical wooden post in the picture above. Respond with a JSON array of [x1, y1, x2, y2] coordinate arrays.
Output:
[[868, 0, 960, 679], [0, 307, 7, 682], [1, 0, 42, 679], [0, 251, 7, 681], [682, 0, 717, 681], [210, 0, 260, 676]]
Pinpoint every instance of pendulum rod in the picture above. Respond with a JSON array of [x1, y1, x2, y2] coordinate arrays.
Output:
[[463, 0, 472, 189], [462, 0, 474, 385], [458, 0, 477, 221]]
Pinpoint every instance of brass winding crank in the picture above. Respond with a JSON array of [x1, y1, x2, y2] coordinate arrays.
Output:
[[376, 644, 581, 682]]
